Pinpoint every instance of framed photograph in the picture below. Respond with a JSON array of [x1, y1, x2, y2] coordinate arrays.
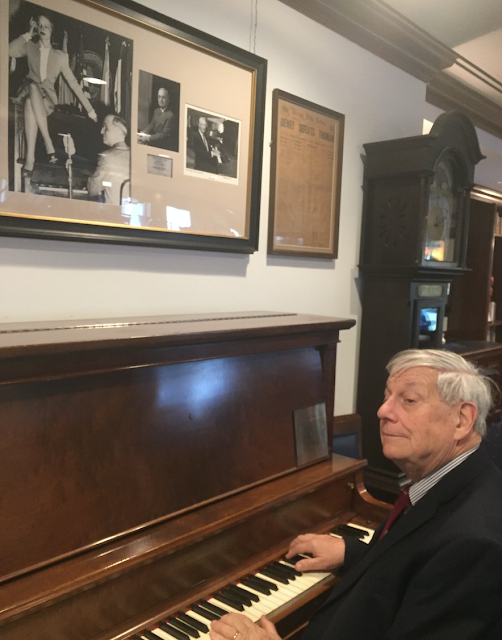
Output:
[[0, 0, 267, 253], [268, 89, 344, 259]]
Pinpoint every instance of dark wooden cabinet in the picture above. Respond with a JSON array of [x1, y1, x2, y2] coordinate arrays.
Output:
[[447, 186, 502, 343], [444, 186, 502, 411]]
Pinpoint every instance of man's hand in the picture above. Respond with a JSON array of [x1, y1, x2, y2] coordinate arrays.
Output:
[[137, 132, 151, 144], [210, 613, 280, 640], [286, 533, 345, 572]]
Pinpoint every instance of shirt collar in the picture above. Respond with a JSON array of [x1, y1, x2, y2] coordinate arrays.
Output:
[[408, 445, 480, 505]]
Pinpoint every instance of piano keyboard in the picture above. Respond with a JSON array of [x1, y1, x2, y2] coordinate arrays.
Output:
[[132, 523, 375, 640]]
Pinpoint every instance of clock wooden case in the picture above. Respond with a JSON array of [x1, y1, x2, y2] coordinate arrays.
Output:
[[357, 112, 484, 499]]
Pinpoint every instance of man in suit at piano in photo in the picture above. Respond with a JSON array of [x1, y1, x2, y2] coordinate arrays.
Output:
[[209, 349, 502, 640]]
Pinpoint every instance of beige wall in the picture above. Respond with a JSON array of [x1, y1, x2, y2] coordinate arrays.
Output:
[[1, 0, 433, 414]]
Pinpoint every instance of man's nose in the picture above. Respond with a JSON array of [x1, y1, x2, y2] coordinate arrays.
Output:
[[377, 397, 393, 419]]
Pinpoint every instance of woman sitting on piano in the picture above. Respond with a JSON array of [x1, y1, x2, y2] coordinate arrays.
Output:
[[9, 13, 98, 177]]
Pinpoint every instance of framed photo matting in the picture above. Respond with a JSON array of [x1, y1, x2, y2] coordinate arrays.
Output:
[[268, 89, 344, 259], [0, 0, 267, 252]]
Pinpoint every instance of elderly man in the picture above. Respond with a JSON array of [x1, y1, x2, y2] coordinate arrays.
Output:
[[191, 116, 219, 174], [209, 349, 502, 640], [88, 114, 130, 205], [137, 87, 175, 150]]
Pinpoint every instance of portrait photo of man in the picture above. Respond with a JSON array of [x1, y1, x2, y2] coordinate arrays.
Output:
[[137, 71, 180, 152], [185, 106, 240, 182]]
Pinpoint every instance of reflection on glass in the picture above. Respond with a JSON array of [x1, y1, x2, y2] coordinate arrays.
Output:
[[418, 307, 439, 348], [121, 199, 151, 227], [166, 206, 191, 231], [424, 159, 456, 263]]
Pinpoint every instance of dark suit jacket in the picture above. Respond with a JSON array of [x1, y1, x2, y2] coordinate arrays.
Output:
[[191, 129, 218, 174], [143, 108, 175, 149], [302, 447, 502, 640]]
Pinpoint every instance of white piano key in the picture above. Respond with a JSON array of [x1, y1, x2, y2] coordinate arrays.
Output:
[[251, 578, 292, 604], [236, 583, 282, 613], [346, 523, 375, 542], [134, 552, 336, 640], [277, 561, 322, 586], [149, 627, 193, 640], [182, 609, 213, 629], [151, 626, 210, 640], [255, 573, 304, 598]]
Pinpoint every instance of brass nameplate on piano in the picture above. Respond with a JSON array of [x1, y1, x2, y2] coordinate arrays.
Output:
[[293, 402, 329, 467]]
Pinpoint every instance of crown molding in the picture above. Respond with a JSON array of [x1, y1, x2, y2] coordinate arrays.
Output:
[[426, 72, 502, 139], [277, 0, 457, 82]]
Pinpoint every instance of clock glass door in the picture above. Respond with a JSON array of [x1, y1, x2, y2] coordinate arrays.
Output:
[[424, 159, 457, 264]]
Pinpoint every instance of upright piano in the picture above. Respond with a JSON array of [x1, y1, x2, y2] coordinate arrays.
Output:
[[0, 311, 390, 640]]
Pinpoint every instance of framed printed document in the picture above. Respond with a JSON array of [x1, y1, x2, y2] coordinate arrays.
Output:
[[268, 90, 344, 258], [0, 0, 266, 253]]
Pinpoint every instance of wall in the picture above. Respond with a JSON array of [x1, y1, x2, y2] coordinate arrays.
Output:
[[0, 0, 429, 414]]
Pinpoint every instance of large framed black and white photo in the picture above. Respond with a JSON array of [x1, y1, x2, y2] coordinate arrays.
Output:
[[0, 0, 267, 253]]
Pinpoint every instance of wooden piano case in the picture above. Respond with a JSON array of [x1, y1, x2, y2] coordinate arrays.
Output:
[[0, 311, 389, 639]]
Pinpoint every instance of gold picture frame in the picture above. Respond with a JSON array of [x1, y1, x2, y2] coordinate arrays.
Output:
[[268, 89, 344, 258]]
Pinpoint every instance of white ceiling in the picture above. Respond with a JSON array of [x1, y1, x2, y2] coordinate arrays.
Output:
[[383, 0, 502, 107]]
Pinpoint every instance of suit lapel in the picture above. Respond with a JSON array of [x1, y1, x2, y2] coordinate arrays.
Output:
[[318, 447, 490, 610]]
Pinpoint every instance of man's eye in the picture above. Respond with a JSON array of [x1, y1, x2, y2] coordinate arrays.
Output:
[[404, 397, 415, 404]]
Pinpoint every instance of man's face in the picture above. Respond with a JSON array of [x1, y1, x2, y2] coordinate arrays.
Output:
[[158, 89, 169, 109], [101, 116, 122, 147], [378, 366, 460, 479], [198, 118, 207, 133]]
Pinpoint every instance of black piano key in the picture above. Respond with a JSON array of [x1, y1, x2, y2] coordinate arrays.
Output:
[[178, 612, 209, 633], [241, 577, 271, 595], [142, 631, 165, 640], [229, 584, 259, 602], [224, 586, 253, 606], [157, 622, 190, 640], [282, 554, 305, 566], [274, 560, 302, 577], [332, 524, 366, 539], [198, 600, 229, 616], [247, 574, 278, 591], [191, 605, 219, 621], [167, 618, 200, 638], [270, 561, 298, 579], [217, 589, 246, 608], [213, 592, 245, 611], [259, 566, 290, 584]]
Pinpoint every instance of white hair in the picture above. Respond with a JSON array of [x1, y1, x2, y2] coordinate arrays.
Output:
[[387, 349, 497, 437]]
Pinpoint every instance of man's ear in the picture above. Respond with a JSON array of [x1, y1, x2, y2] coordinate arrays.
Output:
[[454, 401, 478, 440]]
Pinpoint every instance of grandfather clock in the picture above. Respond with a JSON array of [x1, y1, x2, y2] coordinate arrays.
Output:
[[357, 112, 484, 499]]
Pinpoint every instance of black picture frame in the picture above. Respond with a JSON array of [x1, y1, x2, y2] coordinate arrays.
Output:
[[2, 0, 267, 253]]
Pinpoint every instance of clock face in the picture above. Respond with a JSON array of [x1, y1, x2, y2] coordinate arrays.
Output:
[[424, 160, 457, 263]]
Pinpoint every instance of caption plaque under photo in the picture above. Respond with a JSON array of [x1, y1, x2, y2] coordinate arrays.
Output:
[[147, 154, 173, 178], [293, 402, 330, 468]]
